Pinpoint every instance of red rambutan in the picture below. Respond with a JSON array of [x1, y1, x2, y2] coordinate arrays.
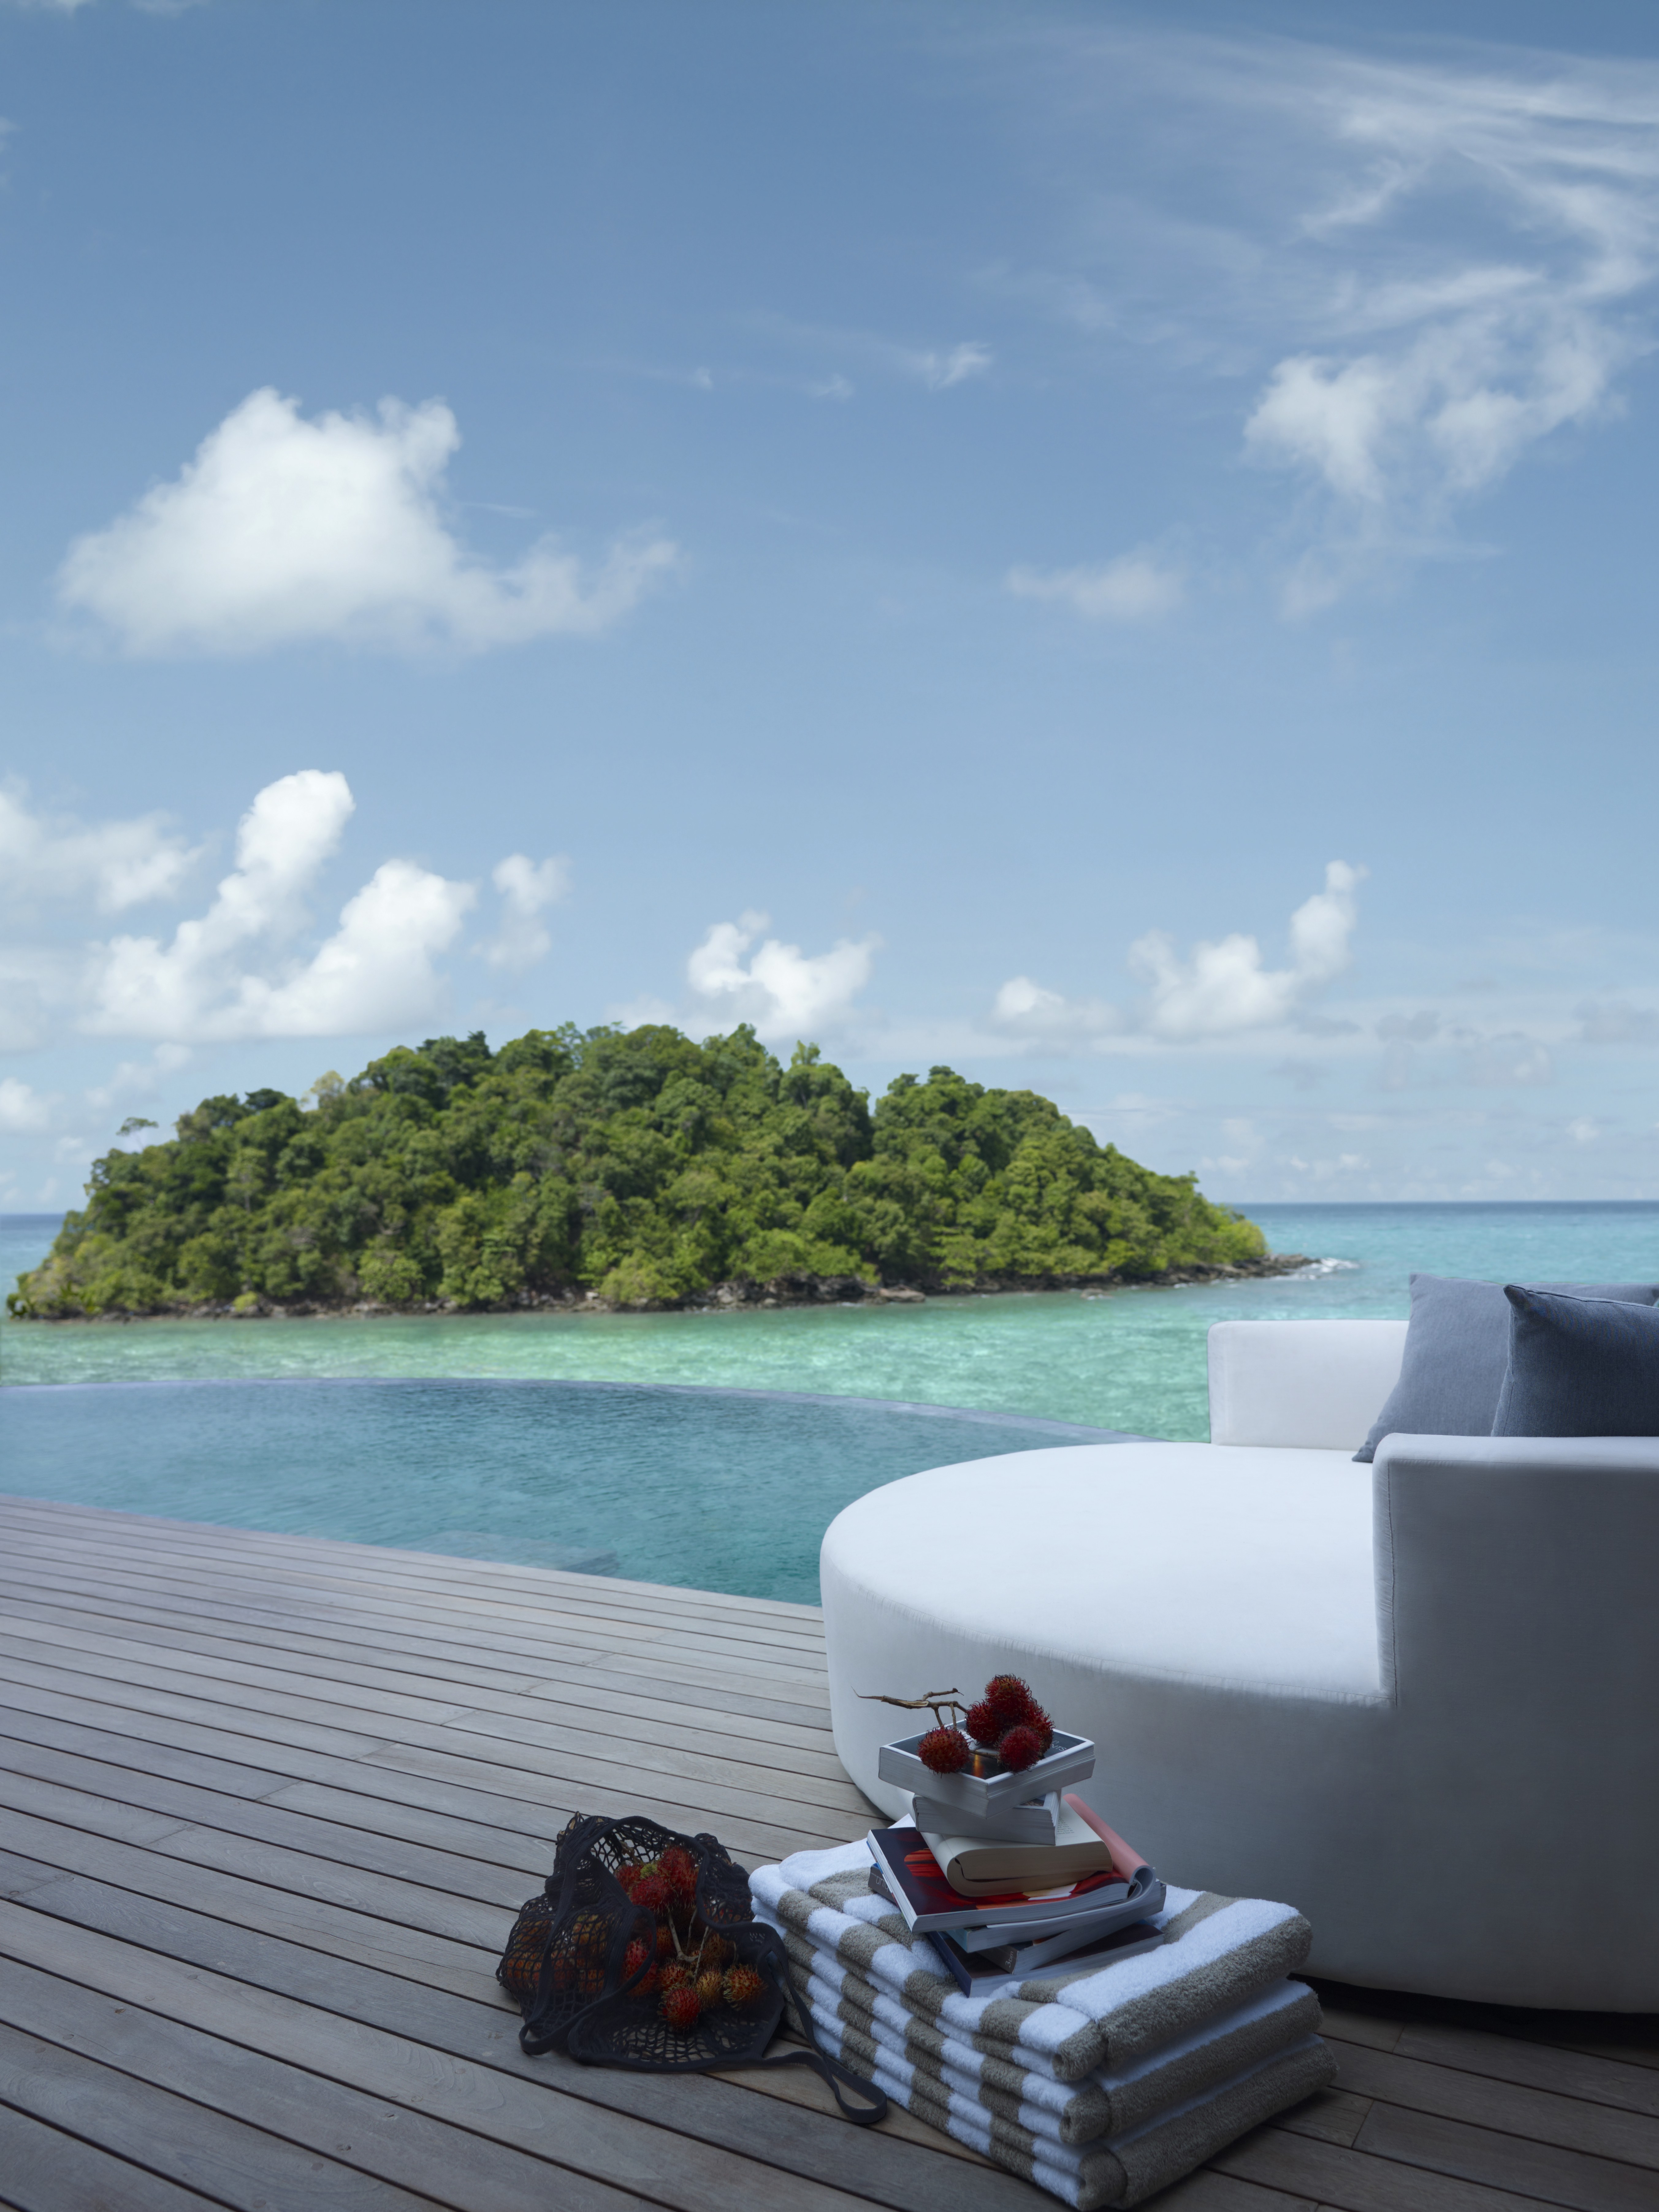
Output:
[[917, 1724, 971, 1774], [623, 1936, 652, 1981], [659, 1960, 693, 1991], [660, 1983, 701, 2031], [613, 1859, 644, 1895], [723, 1963, 765, 2008], [997, 1722, 1044, 1772], [964, 1698, 1002, 1747], [660, 1845, 699, 1903], [631, 1873, 673, 1916], [694, 1968, 725, 2010], [655, 1925, 675, 1961], [984, 1673, 1037, 1725], [1024, 1701, 1055, 1754]]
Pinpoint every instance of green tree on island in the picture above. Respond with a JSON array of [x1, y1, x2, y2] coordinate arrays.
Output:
[[9, 1024, 1272, 1318]]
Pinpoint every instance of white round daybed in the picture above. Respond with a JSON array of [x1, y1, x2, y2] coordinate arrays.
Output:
[[821, 1319, 1659, 2010]]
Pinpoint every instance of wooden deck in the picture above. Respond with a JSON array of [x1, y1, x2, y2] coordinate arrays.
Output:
[[0, 1495, 1653, 2212]]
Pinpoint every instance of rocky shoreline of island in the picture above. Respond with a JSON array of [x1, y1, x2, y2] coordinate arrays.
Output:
[[15, 1250, 1315, 1323]]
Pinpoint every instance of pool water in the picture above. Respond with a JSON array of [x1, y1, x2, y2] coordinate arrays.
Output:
[[0, 1377, 1121, 1604]]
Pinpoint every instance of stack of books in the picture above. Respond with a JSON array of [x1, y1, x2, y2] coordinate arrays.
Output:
[[869, 1726, 1165, 1996]]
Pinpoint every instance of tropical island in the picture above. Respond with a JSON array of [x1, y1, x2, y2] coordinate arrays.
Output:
[[9, 1023, 1301, 1320]]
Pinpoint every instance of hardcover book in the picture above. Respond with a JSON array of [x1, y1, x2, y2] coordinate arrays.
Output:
[[932, 1916, 1165, 1998], [866, 1824, 1131, 1934]]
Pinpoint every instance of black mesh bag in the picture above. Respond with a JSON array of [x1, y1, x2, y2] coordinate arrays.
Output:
[[497, 1812, 886, 2124]]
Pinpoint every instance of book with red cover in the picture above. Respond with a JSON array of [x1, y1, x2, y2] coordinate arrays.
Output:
[[866, 1811, 1161, 1935]]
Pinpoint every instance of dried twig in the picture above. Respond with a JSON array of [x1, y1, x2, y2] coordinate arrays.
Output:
[[858, 1687, 967, 1731]]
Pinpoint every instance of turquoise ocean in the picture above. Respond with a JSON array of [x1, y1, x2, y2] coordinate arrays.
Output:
[[4, 1204, 1656, 1599]]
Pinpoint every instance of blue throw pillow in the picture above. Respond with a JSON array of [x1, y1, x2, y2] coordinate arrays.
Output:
[[1353, 1272, 1659, 1462], [1492, 1287, 1659, 1438]]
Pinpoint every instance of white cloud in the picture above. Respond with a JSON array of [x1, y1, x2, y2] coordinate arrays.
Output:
[[913, 341, 992, 390], [1006, 555, 1183, 622], [1568, 1116, 1600, 1144], [991, 974, 1121, 1041], [1229, 51, 1659, 601], [0, 1078, 54, 1133], [57, 388, 679, 656], [685, 909, 879, 1042], [1130, 861, 1364, 1039], [481, 853, 570, 971], [85, 769, 475, 1039], [0, 784, 200, 911]]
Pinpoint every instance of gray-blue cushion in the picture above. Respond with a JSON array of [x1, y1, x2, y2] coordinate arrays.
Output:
[[1354, 1272, 1659, 1462], [1492, 1287, 1659, 1437]]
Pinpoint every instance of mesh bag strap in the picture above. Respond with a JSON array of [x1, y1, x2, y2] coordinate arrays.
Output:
[[758, 1937, 888, 2126]]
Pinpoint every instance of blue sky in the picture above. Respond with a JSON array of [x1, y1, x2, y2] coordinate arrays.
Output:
[[4, 0, 1659, 1209]]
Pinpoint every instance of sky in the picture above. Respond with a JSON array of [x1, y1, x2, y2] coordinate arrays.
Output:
[[3, 0, 1659, 1210]]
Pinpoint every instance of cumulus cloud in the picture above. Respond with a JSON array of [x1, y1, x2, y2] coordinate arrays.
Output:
[[481, 853, 570, 971], [0, 1078, 54, 1133], [1005, 555, 1183, 622], [57, 388, 678, 656], [1130, 861, 1365, 1039], [685, 910, 879, 1042], [0, 785, 200, 911], [85, 769, 475, 1039], [991, 974, 1121, 1041]]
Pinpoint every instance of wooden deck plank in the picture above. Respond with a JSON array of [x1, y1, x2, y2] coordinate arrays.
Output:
[[3, 1497, 1656, 2212], [0, 1683, 838, 1862], [0, 2102, 226, 2212], [0, 1650, 864, 1845], [0, 2013, 448, 2212], [0, 1593, 848, 1766], [0, 1526, 830, 1672], [0, 1614, 865, 1802], [0, 1893, 1028, 2212]]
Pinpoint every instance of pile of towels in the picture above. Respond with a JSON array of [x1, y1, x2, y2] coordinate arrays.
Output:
[[749, 1838, 1335, 2210]]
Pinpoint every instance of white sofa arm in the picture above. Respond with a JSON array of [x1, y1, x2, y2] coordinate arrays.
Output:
[[1208, 1318, 1406, 1450]]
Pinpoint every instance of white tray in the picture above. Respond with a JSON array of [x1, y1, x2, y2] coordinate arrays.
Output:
[[877, 1728, 1094, 1813]]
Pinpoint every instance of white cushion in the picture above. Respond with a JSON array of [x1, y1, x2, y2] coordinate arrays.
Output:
[[1207, 1319, 1405, 1449], [820, 1442, 1376, 1699]]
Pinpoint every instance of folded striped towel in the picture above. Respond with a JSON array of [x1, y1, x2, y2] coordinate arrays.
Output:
[[749, 1837, 1334, 2208], [803, 1963, 1321, 2146], [750, 1836, 1316, 2082], [810, 2002, 1333, 2211]]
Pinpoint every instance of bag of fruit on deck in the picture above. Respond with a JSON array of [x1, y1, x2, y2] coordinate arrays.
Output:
[[497, 1811, 886, 2124]]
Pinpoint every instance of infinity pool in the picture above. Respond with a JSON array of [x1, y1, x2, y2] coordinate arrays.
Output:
[[0, 1377, 1125, 1604]]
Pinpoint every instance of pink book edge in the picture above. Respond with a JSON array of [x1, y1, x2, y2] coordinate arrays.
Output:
[[1062, 1792, 1150, 1883]]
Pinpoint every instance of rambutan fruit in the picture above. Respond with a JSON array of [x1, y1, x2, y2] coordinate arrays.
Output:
[[917, 1724, 971, 1774], [659, 1960, 693, 1991], [655, 1925, 675, 1961], [723, 1964, 765, 2008], [699, 1933, 733, 1970], [964, 1698, 1002, 1747], [1024, 1701, 1055, 1754], [984, 1674, 1038, 1725], [613, 1860, 644, 1896], [660, 1983, 701, 2031], [660, 1845, 699, 1904], [695, 1968, 725, 2011], [996, 1722, 1043, 1771], [631, 1873, 673, 1916], [623, 1936, 652, 1981]]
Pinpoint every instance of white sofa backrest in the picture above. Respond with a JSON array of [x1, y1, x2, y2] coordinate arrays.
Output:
[[1208, 1318, 1407, 1450]]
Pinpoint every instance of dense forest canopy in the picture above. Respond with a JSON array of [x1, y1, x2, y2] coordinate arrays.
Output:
[[10, 1023, 1271, 1318]]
